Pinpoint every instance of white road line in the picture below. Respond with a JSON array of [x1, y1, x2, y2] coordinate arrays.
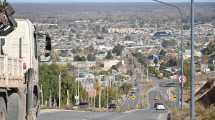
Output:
[[123, 109, 137, 114], [40, 109, 89, 114], [157, 113, 168, 120]]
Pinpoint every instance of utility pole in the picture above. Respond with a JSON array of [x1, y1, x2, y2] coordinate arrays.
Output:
[[58, 72, 62, 109], [40, 84, 44, 106], [94, 95, 96, 108], [99, 89, 102, 109], [106, 82, 109, 108], [190, 0, 195, 119], [146, 65, 149, 82], [78, 67, 80, 99], [152, 0, 184, 109]]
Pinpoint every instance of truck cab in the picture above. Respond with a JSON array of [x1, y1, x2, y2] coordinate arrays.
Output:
[[0, 2, 51, 120]]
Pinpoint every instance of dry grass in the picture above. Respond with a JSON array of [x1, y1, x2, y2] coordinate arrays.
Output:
[[171, 104, 215, 120], [171, 108, 190, 120], [196, 104, 215, 120]]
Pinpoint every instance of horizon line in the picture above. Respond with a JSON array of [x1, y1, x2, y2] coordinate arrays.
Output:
[[11, 1, 215, 3]]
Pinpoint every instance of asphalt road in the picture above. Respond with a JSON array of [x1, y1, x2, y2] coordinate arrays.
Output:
[[121, 78, 141, 110], [39, 76, 169, 120], [39, 109, 168, 120]]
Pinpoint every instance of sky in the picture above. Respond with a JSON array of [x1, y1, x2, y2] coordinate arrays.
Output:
[[8, 0, 215, 3]]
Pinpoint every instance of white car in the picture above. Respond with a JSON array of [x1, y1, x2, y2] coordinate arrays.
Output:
[[156, 104, 166, 110], [154, 103, 166, 111]]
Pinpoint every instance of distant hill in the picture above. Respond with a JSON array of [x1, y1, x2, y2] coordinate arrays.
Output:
[[12, 2, 215, 24]]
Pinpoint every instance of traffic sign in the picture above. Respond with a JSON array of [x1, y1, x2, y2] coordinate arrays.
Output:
[[130, 95, 136, 101], [172, 96, 177, 101], [178, 75, 186, 83]]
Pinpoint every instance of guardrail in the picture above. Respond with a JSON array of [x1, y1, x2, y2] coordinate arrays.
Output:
[[0, 55, 24, 87]]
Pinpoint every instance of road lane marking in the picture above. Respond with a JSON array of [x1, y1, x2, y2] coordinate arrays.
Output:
[[157, 113, 168, 120], [123, 109, 137, 114], [40, 109, 90, 114]]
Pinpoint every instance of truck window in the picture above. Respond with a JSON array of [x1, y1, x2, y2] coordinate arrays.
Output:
[[19, 38, 22, 58], [0, 38, 5, 55], [34, 33, 38, 59]]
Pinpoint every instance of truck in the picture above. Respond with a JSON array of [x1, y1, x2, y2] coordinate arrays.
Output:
[[0, 1, 51, 120]]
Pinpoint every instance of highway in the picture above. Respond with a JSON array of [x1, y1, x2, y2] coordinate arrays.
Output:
[[39, 76, 170, 120], [39, 57, 173, 120], [39, 109, 168, 120]]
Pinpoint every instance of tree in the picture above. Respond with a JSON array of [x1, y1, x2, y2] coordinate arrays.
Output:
[[105, 51, 113, 60], [125, 35, 131, 41], [161, 40, 177, 48], [39, 64, 87, 107], [95, 80, 102, 108], [112, 44, 124, 56], [183, 60, 190, 89], [202, 42, 215, 55], [120, 83, 132, 96], [165, 58, 177, 67], [74, 55, 86, 61], [87, 54, 96, 61], [159, 49, 166, 59]]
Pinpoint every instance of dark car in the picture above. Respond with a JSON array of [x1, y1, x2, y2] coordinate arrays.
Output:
[[108, 103, 117, 111], [79, 102, 89, 109]]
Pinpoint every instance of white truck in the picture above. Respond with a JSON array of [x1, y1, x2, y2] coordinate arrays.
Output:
[[0, 1, 51, 120]]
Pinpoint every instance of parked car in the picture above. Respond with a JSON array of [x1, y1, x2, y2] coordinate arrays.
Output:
[[108, 103, 117, 111], [79, 102, 89, 109]]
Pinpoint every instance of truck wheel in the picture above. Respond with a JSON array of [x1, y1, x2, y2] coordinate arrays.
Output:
[[7, 93, 22, 120], [27, 93, 38, 120], [0, 97, 7, 120]]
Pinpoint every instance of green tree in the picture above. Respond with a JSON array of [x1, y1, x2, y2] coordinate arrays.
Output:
[[87, 54, 96, 61], [39, 64, 87, 107], [159, 49, 167, 59], [112, 44, 124, 56], [74, 55, 86, 61], [105, 51, 113, 60], [120, 83, 132, 96]]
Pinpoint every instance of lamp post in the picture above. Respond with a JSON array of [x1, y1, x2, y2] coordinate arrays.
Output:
[[190, 0, 195, 119], [152, 0, 184, 109]]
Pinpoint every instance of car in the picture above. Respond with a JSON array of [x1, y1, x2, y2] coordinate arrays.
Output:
[[131, 87, 137, 91], [79, 102, 89, 109], [154, 103, 166, 111], [108, 103, 117, 109], [154, 98, 159, 101], [130, 91, 136, 94], [108, 103, 117, 111]]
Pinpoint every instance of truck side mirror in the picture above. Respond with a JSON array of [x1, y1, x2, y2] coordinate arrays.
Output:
[[45, 34, 51, 51], [45, 34, 51, 57], [0, 38, 5, 55], [0, 0, 6, 6]]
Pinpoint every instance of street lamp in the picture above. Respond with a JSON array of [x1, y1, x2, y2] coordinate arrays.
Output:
[[152, 0, 184, 109], [190, 0, 195, 119]]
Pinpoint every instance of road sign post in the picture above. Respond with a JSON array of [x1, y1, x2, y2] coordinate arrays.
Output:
[[178, 75, 186, 109]]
